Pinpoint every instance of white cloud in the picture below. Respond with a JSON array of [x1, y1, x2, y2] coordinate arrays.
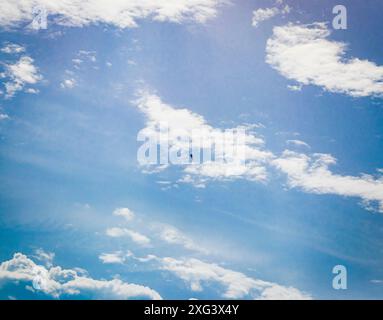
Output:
[[106, 227, 128, 237], [101, 210, 311, 299], [108, 249, 311, 299], [24, 87, 39, 94], [287, 84, 302, 91], [371, 279, 383, 284], [113, 207, 135, 221], [286, 139, 310, 148], [266, 23, 383, 97], [33, 248, 55, 268], [0, 252, 161, 299], [154, 223, 208, 254], [78, 50, 96, 63], [135, 91, 383, 213], [1, 56, 42, 98], [108, 209, 208, 253], [1, 43, 25, 54], [158, 256, 311, 300], [257, 284, 312, 300], [99, 251, 127, 264], [252, 4, 290, 28], [272, 150, 383, 212], [60, 78, 76, 89], [72, 58, 82, 65], [0, 0, 226, 29], [61, 50, 97, 88], [124, 229, 151, 246], [159, 257, 263, 297], [61, 277, 161, 299], [0, 113, 10, 120], [135, 91, 273, 185], [106, 227, 151, 246]]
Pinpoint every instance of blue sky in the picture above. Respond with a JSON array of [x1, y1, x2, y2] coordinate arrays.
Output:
[[1, 0, 383, 300]]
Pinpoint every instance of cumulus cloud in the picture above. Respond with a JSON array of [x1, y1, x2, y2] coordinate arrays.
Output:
[[113, 207, 135, 222], [1, 55, 43, 98], [0, 252, 161, 299], [272, 150, 383, 212], [252, 4, 290, 28], [106, 227, 151, 246], [0, 0, 226, 29], [266, 22, 383, 97]]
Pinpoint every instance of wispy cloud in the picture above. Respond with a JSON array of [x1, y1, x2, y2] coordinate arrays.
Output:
[[32, 248, 55, 268], [106, 207, 208, 253], [286, 139, 310, 149], [252, 2, 290, 28], [153, 223, 209, 254], [1, 43, 25, 54], [99, 251, 129, 264], [100, 208, 312, 299], [106, 227, 151, 246]]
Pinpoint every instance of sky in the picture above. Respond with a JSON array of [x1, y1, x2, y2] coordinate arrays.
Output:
[[1, 0, 383, 300]]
